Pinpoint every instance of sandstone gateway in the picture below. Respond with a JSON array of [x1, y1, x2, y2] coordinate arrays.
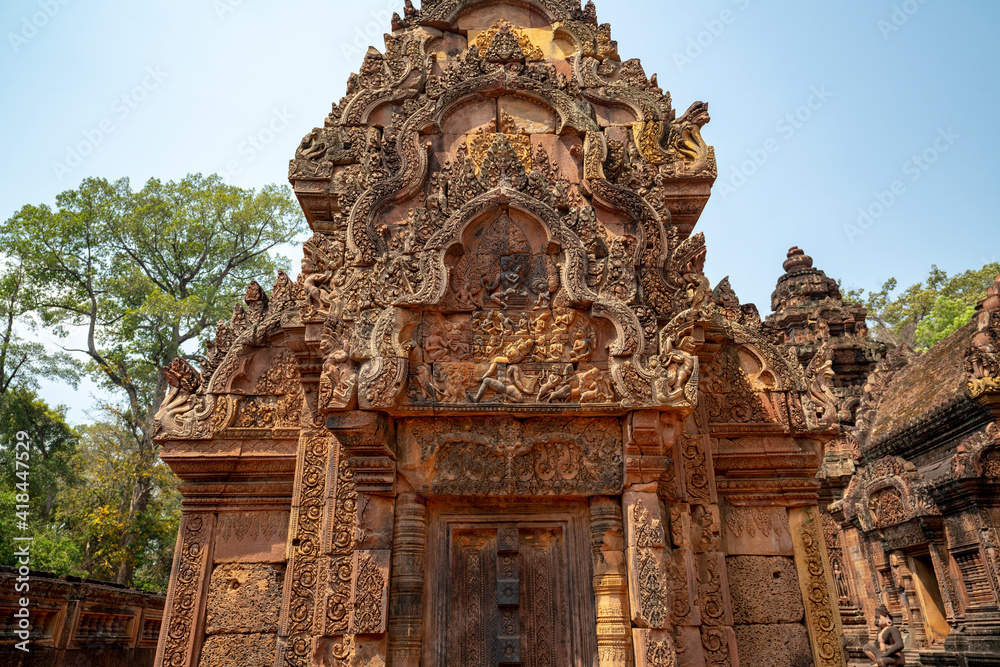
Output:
[[148, 1, 997, 666]]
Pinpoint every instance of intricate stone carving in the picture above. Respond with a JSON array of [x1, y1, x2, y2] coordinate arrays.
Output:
[[278, 432, 333, 667], [789, 506, 847, 667], [634, 629, 677, 667], [965, 274, 1000, 396], [474, 19, 544, 62], [699, 626, 732, 666], [803, 343, 839, 431], [842, 455, 940, 532], [624, 492, 670, 633], [589, 497, 632, 666], [636, 547, 668, 628], [387, 495, 426, 666], [350, 550, 389, 634], [155, 513, 214, 667], [152, 3, 863, 667], [652, 333, 698, 407], [401, 417, 623, 496]]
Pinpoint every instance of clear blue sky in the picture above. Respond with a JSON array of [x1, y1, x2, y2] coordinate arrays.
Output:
[[2, 0, 998, 423]]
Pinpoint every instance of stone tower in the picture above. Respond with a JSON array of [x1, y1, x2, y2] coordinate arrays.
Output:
[[152, 1, 847, 665]]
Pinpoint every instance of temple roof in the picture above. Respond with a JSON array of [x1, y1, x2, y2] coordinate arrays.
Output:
[[869, 323, 973, 443], [864, 322, 993, 461]]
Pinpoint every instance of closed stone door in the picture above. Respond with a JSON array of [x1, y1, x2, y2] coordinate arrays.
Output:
[[447, 526, 570, 667], [426, 504, 595, 667]]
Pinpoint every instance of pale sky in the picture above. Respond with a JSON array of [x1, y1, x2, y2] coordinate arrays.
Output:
[[2, 0, 998, 423]]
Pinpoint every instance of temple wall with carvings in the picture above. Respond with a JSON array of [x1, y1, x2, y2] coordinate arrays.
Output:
[[767, 250, 1000, 666], [0, 566, 164, 666], [150, 1, 859, 666]]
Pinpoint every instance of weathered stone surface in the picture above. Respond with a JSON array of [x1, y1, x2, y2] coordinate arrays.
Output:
[[672, 625, 705, 667], [204, 564, 284, 634], [198, 633, 277, 667], [350, 550, 391, 635], [213, 511, 289, 563], [624, 491, 666, 549], [632, 628, 678, 667], [733, 624, 812, 667], [0, 566, 164, 667], [720, 505, 793, 556], [726, 556, 803, 625]]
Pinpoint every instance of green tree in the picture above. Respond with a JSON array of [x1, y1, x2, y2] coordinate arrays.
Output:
[[0, 389, 78, 569], [47, 417, 180, 590], [844, 261, 1000, 350], [1, 173, 304, 585], [0, 259, 79, 393], [0, 388, 78, 522]]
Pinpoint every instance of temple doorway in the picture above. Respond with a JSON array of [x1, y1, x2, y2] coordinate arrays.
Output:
[[909, 554, 951, 646], [424, 501, 596, 667]]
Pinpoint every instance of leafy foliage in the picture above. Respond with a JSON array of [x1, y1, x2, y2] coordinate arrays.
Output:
[[0, 388, 79, 573], [843, 262, 1000, 350], [49, 418, 181, 590], [0, 260, 80, 394], [0, 173, 304, 586], [0, 388, 78, 522]]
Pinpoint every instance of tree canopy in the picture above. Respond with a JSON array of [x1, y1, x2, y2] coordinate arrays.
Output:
[[844, 261, 1000, 350], [0, 173, 304, 586]]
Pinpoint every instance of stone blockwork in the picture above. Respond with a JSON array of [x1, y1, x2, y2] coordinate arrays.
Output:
[[152, 1, 850, 666], [199, 633, 278, 667], [726, 556, 803, 625], [0, 566, 164, 667], [733, 624, 812, 667], [204, 563, 284, 634], [767, 249, 1000, 666]]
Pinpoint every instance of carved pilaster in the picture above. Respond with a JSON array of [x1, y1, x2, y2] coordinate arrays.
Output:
[[623, 492, 669, 630], [789, 505, 847, 667], [589, 496, 633, 666], [623, 490, 679, 667], [277, 429, 333, 667], [387, 494, 426, 667], [154, 512, 215, 667], [321, 439, 358, 639]]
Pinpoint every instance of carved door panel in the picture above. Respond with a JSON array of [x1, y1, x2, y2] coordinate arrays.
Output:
[[445, 525, 572, 667]]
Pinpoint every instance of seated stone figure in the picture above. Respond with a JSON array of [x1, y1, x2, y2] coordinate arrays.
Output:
[[863, 606, 906, 666]]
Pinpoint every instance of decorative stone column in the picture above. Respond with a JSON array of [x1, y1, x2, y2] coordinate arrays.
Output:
[[789, 506, 847, 667], [589, 496, 633, 666], [276, 429, 335, 667], [154, 512, 215, 667], [387, 494, 426, 667], [623, 489, 674, 667]]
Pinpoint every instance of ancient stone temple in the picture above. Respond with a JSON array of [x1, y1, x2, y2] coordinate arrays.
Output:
[[767, 250, 1000, 666], [152, 1, 851, 665]]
